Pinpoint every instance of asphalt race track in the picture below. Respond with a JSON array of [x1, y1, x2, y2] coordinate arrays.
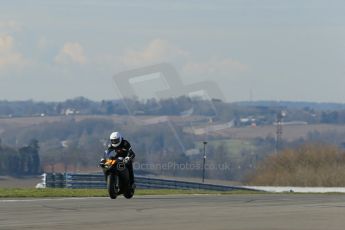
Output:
[[1, 194, 345, 230]]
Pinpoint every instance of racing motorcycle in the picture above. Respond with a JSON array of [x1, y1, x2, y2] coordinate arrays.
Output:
[[100, 156, 135, 199]]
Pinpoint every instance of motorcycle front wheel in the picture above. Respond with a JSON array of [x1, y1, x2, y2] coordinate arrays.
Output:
[[107, 174, 118, 199]]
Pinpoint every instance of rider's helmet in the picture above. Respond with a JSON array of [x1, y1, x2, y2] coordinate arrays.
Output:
[[110, 131, 123, 147]]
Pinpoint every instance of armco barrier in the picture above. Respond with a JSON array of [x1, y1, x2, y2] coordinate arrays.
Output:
[[43, 173, 66, 188], [43, 173, 256, 192]]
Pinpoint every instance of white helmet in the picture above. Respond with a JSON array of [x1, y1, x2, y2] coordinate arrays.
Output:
[[110, 132, 122, 147]]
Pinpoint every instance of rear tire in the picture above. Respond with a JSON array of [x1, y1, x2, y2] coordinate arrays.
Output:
[[124, 188, 134, 199], [107, 174, 118, 199]]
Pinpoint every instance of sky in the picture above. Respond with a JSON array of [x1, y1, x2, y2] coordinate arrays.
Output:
[[1, 0, 345, 103]]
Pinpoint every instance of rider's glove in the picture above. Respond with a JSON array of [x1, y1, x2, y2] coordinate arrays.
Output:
[[99, 158, 106, 168], [124, 156, 130, 164]]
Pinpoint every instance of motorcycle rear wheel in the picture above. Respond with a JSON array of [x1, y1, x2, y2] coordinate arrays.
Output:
[[124, 188, 134, 199]]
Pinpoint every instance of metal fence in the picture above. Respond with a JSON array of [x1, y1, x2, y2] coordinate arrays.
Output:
[[42, 173, 257, 192]]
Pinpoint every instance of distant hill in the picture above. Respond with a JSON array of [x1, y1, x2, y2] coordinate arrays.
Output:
[[2, 97, 345, 126], [237, 101, 345, 111]]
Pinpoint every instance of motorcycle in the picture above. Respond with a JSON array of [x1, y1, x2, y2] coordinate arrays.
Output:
[[100, 156, 135, 199]]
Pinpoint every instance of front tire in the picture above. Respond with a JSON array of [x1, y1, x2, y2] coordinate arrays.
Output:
[[107, 174, 118, 199]]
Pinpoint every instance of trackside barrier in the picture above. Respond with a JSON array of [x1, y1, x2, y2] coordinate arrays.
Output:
[[43, 173, 66, 188], [42, 173, 257, 192]]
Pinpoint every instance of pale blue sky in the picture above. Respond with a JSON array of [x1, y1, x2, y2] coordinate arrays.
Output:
[[1, 0, 345, 102]]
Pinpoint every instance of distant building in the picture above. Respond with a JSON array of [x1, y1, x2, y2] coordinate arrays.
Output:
[[63, 108, 80, 116]]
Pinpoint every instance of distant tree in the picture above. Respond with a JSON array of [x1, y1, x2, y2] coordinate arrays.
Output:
[[28, 139, 40, 174], [321, 111, 339, 124], [7, 148, 20, 176], [18, 139, 41, 175]]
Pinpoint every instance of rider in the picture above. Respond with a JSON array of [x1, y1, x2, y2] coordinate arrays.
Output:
[[101, 131, 136, 188]]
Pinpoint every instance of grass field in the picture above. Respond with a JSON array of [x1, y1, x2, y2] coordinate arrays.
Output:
[[0, 114, 204, 129], [0, 188, 264, 198], [0, 176, 42, 188], [214, 123, 345, 141], [196, 139, 256, 156], [0, 175, 256, 198], [3, 115, 345, 142]]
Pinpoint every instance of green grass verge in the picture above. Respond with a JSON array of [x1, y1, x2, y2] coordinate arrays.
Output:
[[0, 188, 263, 198]]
